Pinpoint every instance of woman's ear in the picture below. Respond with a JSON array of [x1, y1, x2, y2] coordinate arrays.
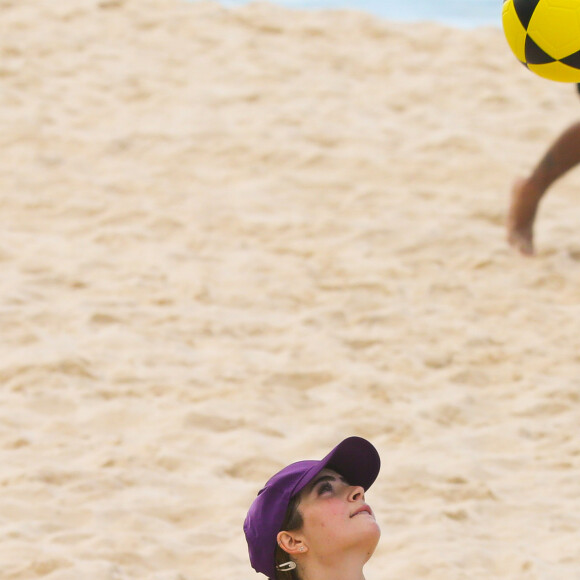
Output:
[[277, 531, 308, 555]]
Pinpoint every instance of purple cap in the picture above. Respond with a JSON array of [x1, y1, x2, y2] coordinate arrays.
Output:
[[243, 436, 380, 579]]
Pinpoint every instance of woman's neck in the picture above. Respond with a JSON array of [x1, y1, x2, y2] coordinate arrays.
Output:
[[299, 554, 366, 580]]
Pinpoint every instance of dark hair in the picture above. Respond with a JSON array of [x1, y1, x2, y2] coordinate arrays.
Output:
[[274, 494, 303, 580]]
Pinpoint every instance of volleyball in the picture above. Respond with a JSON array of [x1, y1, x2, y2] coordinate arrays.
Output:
[[502, 0, 580, 82]]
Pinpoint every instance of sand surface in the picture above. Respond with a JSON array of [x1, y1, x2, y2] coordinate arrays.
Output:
[[2, 1, 580, 578]]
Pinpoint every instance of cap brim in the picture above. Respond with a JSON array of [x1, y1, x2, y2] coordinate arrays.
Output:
[[294, 436, 380, 497]]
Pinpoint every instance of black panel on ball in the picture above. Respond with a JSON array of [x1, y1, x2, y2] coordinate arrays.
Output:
[[561, 50, 580, 70], [513, 0, 541, 29], [525, 35, 556, 65]]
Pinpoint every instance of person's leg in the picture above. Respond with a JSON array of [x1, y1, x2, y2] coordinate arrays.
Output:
[[507, 121, 580, 255]]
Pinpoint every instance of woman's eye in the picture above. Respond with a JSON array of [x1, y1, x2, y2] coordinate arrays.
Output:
[[318, 482, 333, 495]]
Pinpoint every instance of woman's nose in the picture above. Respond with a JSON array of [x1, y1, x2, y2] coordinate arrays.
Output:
[[348, 485, 365, 502]]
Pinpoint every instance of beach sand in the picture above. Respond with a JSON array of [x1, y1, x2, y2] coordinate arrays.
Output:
[[1, 0, 580, 578]]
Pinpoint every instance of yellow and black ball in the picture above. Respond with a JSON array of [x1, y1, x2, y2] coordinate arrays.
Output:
[[503, 0, 580, 82]]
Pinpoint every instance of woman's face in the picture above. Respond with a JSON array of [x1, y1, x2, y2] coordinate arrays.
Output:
[[295, 468, 380, 562]]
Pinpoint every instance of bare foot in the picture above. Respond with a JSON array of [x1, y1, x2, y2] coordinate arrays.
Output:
[[507, 177, 539, 256]]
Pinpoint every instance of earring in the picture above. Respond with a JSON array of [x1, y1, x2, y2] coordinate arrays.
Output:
[[276, 562, 297, 572], [299, 546, 305, 552]]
